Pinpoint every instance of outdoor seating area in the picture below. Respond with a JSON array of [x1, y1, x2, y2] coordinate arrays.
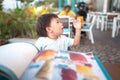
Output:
[[0, 0, 120, 80], [6, 24, 120, 64]]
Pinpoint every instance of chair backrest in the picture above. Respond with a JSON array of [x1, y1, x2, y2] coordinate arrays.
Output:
[[89, 15, 96, 30], [116, 18, 120, 26], [59, 16, 70, 28], [86, 13, 93, 22], [81, 15, 96, 31], [59, 16, 71, 37]]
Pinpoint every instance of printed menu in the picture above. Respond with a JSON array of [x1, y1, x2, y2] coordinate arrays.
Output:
[[20, 50, 111, 80]]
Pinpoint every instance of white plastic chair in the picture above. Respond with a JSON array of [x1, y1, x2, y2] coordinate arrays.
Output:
[[96, 14, 100, 29], [96, 14, 118, 32], [86, 13, 93, 23], [116, 18, 120, 36], [104, 15, 118, 31], [96, 14, 108, 31], [81, 15, 96, 44], [100, 14, 108, 31], [112, 17, 120, 38], [116, 15, 120, 36], [59, 16, 71, 37]]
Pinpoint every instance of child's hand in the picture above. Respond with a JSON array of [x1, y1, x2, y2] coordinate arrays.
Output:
[[73, 20, 81, 29]]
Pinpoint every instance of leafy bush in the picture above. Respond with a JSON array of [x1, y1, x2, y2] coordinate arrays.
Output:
[[0, 7, 38, 40]]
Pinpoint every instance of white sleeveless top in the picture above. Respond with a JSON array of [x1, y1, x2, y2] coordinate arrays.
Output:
[[35, 35, 74, 52]]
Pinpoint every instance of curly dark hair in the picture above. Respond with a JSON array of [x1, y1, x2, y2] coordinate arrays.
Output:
[[36, 14, 58, 37]]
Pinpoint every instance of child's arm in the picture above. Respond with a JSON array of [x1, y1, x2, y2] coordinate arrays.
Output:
[[72, 20, 81, 46]]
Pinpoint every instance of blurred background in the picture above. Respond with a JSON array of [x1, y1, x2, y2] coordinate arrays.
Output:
[[0, 0, 120, 44]]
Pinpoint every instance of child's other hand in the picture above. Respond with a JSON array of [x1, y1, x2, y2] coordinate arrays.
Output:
[[73, 20, 81, 29]]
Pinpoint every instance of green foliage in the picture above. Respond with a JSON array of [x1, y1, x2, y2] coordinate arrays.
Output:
[[0, 7, 38, 40], [0, 0, 60, 40], [0, 11, 11, 39]]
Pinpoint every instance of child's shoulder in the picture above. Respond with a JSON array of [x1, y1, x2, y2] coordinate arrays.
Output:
[[59, 35, 71, 39], [37, 37, 48, 41]]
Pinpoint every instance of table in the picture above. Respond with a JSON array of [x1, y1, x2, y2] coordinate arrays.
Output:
[[104, 64, 120, 80]]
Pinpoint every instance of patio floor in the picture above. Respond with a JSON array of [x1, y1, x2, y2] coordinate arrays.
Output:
[[72, 27, 120, 64]]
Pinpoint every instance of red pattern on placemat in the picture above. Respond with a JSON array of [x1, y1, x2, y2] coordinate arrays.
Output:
[[70, 53, 88, 63], [61, 68, 77, 80]]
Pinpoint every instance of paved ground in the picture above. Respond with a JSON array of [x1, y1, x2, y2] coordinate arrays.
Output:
[[71, 27, 120, 64]]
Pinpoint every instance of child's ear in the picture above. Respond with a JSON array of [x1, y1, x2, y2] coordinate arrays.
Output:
[[46, 27, 52, 33]]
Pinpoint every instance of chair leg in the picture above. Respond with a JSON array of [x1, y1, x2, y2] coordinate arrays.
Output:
[[96, 16, 100, 29], [112, 19, 117, 38], [101, 21, 104, 31], [90, 31, 94, 44], [86, 32, 90, 40], [101, 16, 106, 31], [116, 21, 120, 36], [105, 22, 108, 31], [116, 26, 120, 36]]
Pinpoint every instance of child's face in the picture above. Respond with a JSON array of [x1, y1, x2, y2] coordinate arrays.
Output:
[[48, 17, 64, 36]]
